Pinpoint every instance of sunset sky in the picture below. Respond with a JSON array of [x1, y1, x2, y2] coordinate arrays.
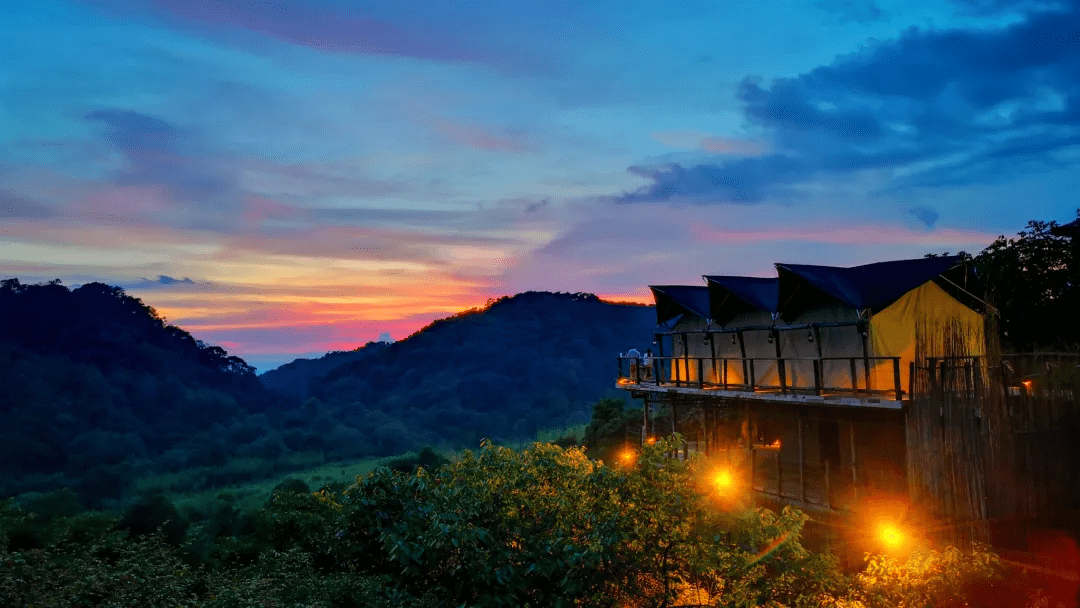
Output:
[[3, 0, 1080, 371]]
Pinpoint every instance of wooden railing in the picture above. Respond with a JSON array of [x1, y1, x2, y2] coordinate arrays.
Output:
[[617, 354, 904, 401]]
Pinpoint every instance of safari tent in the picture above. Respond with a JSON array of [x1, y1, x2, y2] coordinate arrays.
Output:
[[773, 256, 985, 396], [647, 256, 985, 398]]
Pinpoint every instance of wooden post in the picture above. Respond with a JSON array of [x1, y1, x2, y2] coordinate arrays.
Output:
[[825, 459, 832, 509], [643, 395, 650, 442], [850, 358, 859, 392], [798, 410, 806, 503], [909, 361, 915, 400], [656, 333, 665, 385], [776, 450, 783, 497], [893, 357, 902, 401], [750, 444, 757, 492], [671, 401, 678, 437], [860, 323, 872, 392], [709, 331, 717, 386], [722, 357, 728, 388], [682, 332, 690, 387], [697, 357, 704, 389], [737, 330, 748, 389], [813, 359, 822, 396], [849, 422, 858, 501], [774, 328, 787, 394]]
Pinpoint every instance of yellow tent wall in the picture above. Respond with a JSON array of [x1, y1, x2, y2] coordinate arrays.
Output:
[[868, 280, 985, 395]]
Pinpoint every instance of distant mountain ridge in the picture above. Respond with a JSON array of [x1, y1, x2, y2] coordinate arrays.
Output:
[[271, 291, 656, 449]]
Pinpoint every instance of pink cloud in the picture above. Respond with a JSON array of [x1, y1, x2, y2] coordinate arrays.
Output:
[[651, 131, 769, 156], [434, 119, 531, 153], [117, 0, 489, 62]]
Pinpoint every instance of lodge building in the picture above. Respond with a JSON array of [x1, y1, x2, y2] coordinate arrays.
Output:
[[617, 256, 1080, 558]]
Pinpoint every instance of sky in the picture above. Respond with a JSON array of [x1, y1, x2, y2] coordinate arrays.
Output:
[[3, 0, 1080, 372]]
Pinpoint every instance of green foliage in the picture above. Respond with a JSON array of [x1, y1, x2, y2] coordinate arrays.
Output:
[[839, 545, 1001, 608], [0, 442, 1031, 608], [583, 397, 643, 462], [972, 213, 1080, 349]]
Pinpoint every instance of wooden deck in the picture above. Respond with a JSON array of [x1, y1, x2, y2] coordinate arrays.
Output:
[[617, 380, 904, 409]]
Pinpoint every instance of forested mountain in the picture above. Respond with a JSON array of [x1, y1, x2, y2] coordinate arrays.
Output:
[[0, 280, 655, 506], [0, 279, 293, 503], [267, 292, 656, 449], [260, 341, 390, 400]]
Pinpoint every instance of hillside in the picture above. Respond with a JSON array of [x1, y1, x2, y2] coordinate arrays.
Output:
[[289, 291, 656, 449], [0, 279, 293, 503], [260, 341, 390, 400], [0, 280, 655, 505]]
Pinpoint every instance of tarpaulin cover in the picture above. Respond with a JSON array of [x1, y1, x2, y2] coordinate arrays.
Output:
[[703, 276, 778, 325], [867, 280, 985, 392], [776, 256, 963, 321], [649, 285, 710, 325]]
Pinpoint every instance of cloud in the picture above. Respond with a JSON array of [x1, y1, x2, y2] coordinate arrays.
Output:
[[0, 189, 56, 219], [433, 119, 531, 153], [83, 0, 496, 64], [908, 206, 941, 228], [616, 3, 1080, 207], [150, 275, 193, 285], [818, 0, 888, 23], [651, 131, 769, 156]]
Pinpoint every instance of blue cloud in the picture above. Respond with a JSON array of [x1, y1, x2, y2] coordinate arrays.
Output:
[[908, 206, 940, 228], [616, 2, 1080, 207]]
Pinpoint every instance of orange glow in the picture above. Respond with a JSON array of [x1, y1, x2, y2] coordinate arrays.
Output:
[[645, 436, 656, 445], [617, 378, 631, 385], [879, 522, 904, 549], [714, 470, 734, 492], [770, 439, 782, 448], [1022, 380, 1033, 389], [619, 449, 636, 466]]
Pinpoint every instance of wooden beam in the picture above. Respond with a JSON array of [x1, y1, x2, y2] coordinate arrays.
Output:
[[850, 421, 858, 501], [799, 409, 806, 503], [737, 330, 748, 389]]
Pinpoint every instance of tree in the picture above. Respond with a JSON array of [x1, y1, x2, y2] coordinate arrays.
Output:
[[974, 214, 1079, 350]]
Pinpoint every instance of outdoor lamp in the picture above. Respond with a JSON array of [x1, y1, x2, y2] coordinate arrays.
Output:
[[732, 334, 737, 345], [807, 330, 814, 342], [767, 332, 774, 344], [703, 333, 711, 345]]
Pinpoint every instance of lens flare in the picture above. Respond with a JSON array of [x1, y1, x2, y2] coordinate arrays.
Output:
[[714, 470, 734, 491], [879, 523, 904, 548]]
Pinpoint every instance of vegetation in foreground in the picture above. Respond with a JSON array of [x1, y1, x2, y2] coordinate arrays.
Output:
[[2, 438, 1030, 608]]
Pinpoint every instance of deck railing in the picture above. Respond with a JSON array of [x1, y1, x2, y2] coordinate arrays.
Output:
[[617, 354, 904, 401]]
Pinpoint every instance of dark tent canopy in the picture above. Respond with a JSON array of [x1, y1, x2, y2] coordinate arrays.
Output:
[[649, 285, 710, 326], [703, 276, 778, 326], [776, 256, 964, 321]]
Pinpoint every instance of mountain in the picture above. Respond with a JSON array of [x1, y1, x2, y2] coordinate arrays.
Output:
[[0, 279, 288, 503], [260, 342, 390, 401], [289, 291, 655, 449], [0, 280, 655, 506]]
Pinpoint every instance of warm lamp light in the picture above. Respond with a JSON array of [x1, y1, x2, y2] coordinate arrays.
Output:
[[645, 436, 657, 445], [1022, 379, 1033, 389], [619, 449, 636, 465], [714, 470, 734, 492], [879, 522, 904, 549]]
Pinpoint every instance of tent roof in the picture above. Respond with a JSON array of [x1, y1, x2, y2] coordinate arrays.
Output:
[[649, 285, 710, 325], [776, 256, 964, 319], [703, 276, 778, 325]]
